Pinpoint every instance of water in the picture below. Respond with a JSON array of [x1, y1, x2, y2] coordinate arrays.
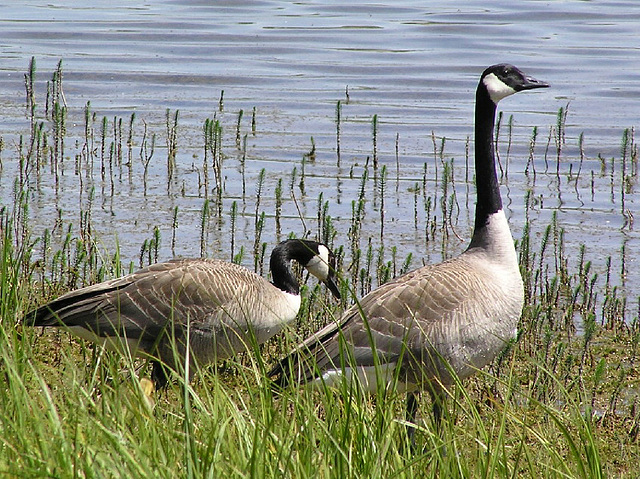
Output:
[[0, 0, 638, 317]]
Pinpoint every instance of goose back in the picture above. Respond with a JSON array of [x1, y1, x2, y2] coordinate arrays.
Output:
[[29, 258, 302, 366]]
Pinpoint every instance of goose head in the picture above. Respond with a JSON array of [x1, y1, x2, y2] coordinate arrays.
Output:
[[481, 63, 549, 104], [302, 243, 341, 299], [271, 239, 342, 299]]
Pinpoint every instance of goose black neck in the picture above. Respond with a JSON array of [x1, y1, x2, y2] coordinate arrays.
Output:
[[473, 84, 502, 234], [269, 240, 315, 295]]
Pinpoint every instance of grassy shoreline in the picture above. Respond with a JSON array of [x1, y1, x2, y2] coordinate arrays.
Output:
[[1, 59, 639, 477]]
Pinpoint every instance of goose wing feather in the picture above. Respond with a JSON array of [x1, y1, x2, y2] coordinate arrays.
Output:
[[276, 254, 514, 386], [28, 259, 275, 344]]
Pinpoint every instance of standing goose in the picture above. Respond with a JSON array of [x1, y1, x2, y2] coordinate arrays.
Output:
[[25, 238, 341, 387], [270, 64, 549, 437]]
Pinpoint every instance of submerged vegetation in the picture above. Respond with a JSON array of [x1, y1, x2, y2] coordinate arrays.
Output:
[[1, 59, 639, 477]]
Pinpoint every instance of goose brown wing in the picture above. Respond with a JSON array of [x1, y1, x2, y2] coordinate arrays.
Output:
[[275, 259, 478, 384], [26, 259, 267, 345]]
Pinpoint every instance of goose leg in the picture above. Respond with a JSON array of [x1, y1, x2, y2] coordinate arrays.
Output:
[[432, 394, 443, 432], [405, 391, 419, 446], [429, 389, 448, 457], [152, 360, 170, 389]]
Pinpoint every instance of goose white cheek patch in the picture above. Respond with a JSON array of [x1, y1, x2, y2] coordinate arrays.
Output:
[[483, 73, 516, 103], [305, 245, 331, 280]]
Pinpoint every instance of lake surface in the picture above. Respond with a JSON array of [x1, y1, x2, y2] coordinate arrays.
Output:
[[0, 0, 638, 318]]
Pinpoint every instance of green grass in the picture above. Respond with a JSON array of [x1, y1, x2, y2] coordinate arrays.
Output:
[[0, 59, 639, 478], [2, 311, 635, 477]]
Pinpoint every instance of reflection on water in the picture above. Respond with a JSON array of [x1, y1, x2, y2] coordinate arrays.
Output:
[[0, 0, 638, 316]]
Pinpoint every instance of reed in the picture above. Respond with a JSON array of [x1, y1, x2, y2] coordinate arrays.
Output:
[[304, 136, 316, 162], [24, 57, 37, 157], [336, 100, 342, 166], [230, 201, 238, 262], [394, 132, 400, 194], [235, 109, 244, 149], [166, 109, 179, 191], [253, 168, 266, 273], [0, 135, 4, 173], [100, 115, 108, 185], [170, 206, 178, 257], [49, 60, 66, 191], [379, 164, 387, 241], [495, 110, 504, 177], [114, 116, 123, 173], [241, 133, 248, 199], [298, 156, 307, 196], [200, 198, 210, 257], [139, 120, 156, 197], [505, 114, 514, 178], [204, 117, 224, 214], [251, 106, 257, 135], [571, 131, 585, 202], [126, 112, 136, 170], [275, 178, 283, 242], [412, 182, 419, 229], [316, 193, 325, 243], [371, 114, 378, 178]]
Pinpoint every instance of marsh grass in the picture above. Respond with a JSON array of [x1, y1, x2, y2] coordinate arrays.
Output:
[[0, 59, 639, 477]]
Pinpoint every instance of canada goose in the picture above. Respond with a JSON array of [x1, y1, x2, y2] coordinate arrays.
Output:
[[270, 64, 549, 439], [25, 238, 341, 387]]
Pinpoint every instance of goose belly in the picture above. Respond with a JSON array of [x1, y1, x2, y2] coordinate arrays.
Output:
[[190, 291, 302, 363], [425, 292, 522, 382], [311, 363, 420, 394], [67, 325, 146, 357]]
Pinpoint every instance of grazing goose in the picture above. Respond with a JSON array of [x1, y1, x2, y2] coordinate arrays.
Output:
[[25, 238, 341, 387], [270, 64, 549, 438]]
